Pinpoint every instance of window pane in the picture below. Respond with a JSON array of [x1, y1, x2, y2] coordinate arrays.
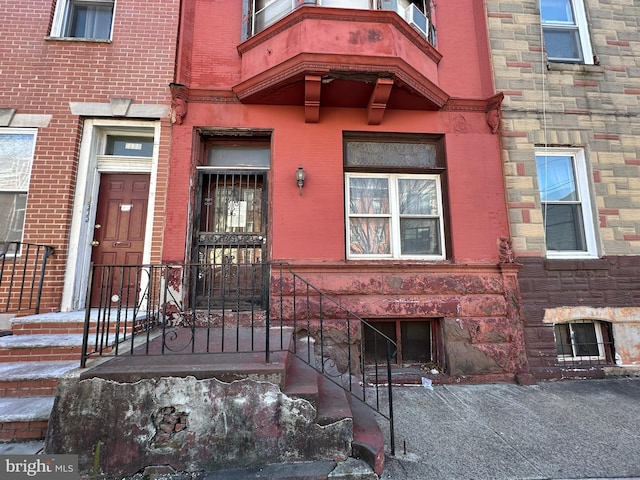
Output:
[[543, 28, 583, 61], [400, 218, 440, 255], [554, 324, 572, 356], [68, 2, 113, 39], [571, 323, 599, 357], [0, 193, 27, 243], [398, 178, 437, 215], [0, 133, 36, 190], [540, 0, 574, 23], [208, 146, 270, 168], [349, 177, 389, 215], [349, 218, 390, 255], [401, 321, 432, 363], [542, 204, 586, 251], [536, 155, 577, 202], [106, 136, 154, 157], [363, 322, 397, 364]]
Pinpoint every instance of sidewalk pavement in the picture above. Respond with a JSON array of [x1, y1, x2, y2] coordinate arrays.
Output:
[[380, 377, 640, 480], [2, 377, 639, 480]]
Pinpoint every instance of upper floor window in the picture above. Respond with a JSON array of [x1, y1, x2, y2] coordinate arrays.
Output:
[[0, 129, 37, 246], [535, 148, 597, 258], [51, 0, 115, 40], [539, 0, 593, 64], [345, 138, 446, 260]]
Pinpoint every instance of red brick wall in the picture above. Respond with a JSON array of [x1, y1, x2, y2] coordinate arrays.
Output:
[[0, 1, 179, 311]]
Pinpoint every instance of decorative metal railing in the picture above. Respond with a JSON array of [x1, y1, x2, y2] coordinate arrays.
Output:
[[0, 242, 55, 314], [80, 261, 396, 455]]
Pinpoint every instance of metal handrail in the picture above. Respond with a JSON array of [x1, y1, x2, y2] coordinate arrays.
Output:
[[80, 261, 396, 455], [0, 241, 55, 314]]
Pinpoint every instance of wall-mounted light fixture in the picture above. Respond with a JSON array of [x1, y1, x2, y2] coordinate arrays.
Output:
[[296, 165, 306, 195]]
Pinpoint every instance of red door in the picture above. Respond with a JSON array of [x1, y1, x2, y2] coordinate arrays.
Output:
[[91, 174, 150, 306]]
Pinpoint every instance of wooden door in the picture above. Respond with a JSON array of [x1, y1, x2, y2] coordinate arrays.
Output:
[[91, 174, 149, 306]]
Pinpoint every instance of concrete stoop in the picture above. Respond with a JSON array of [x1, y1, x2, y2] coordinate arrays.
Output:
[[0, 312, 387, 479]]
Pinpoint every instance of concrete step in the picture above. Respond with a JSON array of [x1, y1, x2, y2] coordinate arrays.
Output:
[[0, 396, 54, 441], [0, 361, 77, 397], [315, 375, 352, 426], [0, 334, 87, 362], [348, 394, 385, 476], [11, 310, 148, 335], [283, 354, 319, 405], [198, 458, 376, 479]]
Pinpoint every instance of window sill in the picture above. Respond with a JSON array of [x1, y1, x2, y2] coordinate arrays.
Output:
[[45, 36, 112, 44], [546, 62, 604, 75]]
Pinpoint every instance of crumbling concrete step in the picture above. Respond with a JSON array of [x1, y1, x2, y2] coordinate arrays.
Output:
[[347, 395, 385, 476], [284, 354, 319, 405], [0, 361, 77, 396], [315, 375, 352, 426], [0, 334, 86, 362], [0, 396, 54, 441]]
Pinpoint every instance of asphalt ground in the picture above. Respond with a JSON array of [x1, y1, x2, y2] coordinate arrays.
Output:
[[379, 377, 640, 480]]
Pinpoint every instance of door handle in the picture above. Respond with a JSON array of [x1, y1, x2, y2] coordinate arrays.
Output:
[[91, 240, 100, 247]]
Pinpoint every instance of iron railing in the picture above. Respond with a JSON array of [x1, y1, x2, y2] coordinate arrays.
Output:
[[81, 261, 396, 455], [0, 241, 55, 314]]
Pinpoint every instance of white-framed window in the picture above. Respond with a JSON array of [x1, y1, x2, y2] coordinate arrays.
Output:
[[535, 148, 597, 258], [554, 320, 609, 362], [0, 129, 37, 247], [51, 0, 115, 40], [346, 173, 445, 259], [539, 0, 593, 64]]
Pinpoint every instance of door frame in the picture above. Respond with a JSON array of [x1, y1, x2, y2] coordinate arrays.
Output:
[[62, 119, 161, 311]]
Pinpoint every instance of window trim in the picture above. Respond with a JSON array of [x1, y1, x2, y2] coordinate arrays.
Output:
[[50, 0, 116, 41], [539, 0, 594, 65], [535, 147, 597, 259], [345, 172, 446, 260], [0, 128, 38, 247]]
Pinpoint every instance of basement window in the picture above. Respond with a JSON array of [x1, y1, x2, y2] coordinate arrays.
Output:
[[364, 319, 439, 367], [554, 320, 614, 365]]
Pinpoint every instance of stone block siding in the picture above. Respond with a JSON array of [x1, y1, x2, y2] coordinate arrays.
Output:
[[486, 1, 640, 377], [486, 0, 640, 257]]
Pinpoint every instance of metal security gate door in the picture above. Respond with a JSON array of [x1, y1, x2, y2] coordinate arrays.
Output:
[[193, 171, 267, 310]]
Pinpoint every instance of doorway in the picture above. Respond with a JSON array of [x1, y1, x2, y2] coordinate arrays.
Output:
[[90, 173, 150, 306]]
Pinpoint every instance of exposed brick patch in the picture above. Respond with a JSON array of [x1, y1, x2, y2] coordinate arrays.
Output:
[[593, 170, 601, 182], [522, 209, 531, 223], [594, 134, 620, 140], [599, 208, 619, 216], [624, 89, 640, 95], [625, 159, 640, 165], [529, 46, 543, 52], [604, 66, 626, 72], [0, 421, 48, 441], [623, 234, 640, 241], [487, 13, 513, 18], [502, 90, 523, 96], [516, 163, 525, 176], [599, 215, 607, 228]]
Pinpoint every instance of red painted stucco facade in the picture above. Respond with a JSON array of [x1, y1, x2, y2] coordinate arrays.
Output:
[[166, 1, 530, 381]]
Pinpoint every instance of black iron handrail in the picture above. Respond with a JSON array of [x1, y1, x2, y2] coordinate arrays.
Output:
[[0, 241, 55, 314], [80, 261, 396, 455]]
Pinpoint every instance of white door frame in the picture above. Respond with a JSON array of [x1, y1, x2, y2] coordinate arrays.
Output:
[[61, 119, 160, 311]]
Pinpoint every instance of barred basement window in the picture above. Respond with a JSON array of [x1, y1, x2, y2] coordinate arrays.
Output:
[[554, 320, 614, 365], [364, 319, 440, 367]]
